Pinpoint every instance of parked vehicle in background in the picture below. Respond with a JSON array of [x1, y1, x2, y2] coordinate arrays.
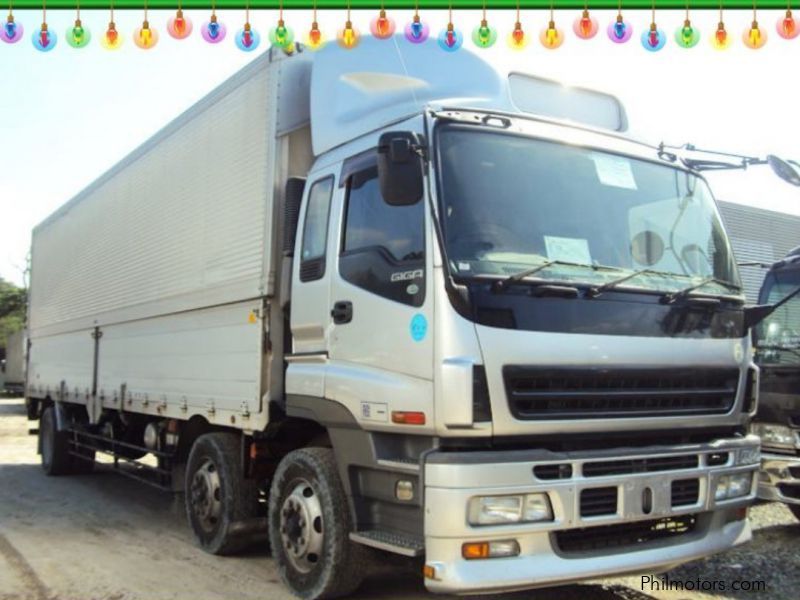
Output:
[[751, 247, 800, 519], [1, 329, 25, 396], [24, 39, 785, 599]]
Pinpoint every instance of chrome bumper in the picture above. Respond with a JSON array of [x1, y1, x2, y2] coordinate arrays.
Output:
[[758, 452, 800, 505], [423, 436, 760, 595]]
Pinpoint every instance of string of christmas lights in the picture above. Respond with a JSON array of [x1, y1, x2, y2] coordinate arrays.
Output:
[[3, 4, 799, 51]]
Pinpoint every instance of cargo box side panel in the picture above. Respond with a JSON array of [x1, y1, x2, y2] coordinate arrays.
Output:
[[97, 300, 265, 428], [29, 63, 276, 338], [27, 330, 95, 402]]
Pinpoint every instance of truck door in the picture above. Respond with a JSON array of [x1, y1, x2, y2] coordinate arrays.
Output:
[[326, 158, 434, 422]]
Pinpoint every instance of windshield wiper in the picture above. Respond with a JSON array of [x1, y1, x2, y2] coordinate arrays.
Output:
[[662, 276, 742, 303], [587, 268, 672, 297], [492, 260, 613, 292]]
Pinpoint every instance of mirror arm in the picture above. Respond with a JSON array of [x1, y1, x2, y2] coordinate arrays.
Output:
[[745, 284, 800, 330]]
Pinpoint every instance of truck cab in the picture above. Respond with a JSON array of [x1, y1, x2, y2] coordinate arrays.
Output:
[[752, 248, 800, 518]]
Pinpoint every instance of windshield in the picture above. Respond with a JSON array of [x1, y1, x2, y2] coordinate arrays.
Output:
[[755, 270, 800, 366], [436, 126, 741, 296]]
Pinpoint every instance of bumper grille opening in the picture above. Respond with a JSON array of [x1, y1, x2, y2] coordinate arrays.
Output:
[[534, 464, 573, 480], [503, 367, 738, 419], [580, 487, 618, 517], [671, 478, 700, 507], [555, 514, 698, 555], [583, 454, 698, 477], [778, 484, 800, 500]]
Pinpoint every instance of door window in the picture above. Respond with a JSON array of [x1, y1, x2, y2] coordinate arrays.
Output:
[[299, 177, 334, 282], [340, 170, 425, 306]]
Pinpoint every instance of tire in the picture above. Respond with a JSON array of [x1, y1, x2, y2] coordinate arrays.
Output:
[[185, 432, 261, 555], [789, 504, 800, 522], [40, 406, 74, 476], [269, 447, 367, 600]]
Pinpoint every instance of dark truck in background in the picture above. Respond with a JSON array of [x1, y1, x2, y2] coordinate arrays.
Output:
[[752, 247, 800, 518]]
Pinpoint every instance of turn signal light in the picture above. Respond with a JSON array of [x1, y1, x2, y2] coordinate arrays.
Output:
[[462, 539, 520, 560], [392, 411, 426, 425]]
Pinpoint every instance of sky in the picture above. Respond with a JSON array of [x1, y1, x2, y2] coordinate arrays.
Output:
[[1, 8, 799, 286]]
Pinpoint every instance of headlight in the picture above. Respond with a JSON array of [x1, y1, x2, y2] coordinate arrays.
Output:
[[468, 493, 553, 526], [715, 472, 753, 501], [751, 423, 797, 448]]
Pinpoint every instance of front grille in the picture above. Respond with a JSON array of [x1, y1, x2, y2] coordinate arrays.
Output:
[[555, 514, 698, 554], [583, 454, 698, 477], [503, 367, 739, 420], [671, 478, 700, 507], [580, 487, 618, 517]]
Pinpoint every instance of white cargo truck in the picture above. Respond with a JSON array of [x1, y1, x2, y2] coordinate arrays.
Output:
[[27, 38, 766, 599]]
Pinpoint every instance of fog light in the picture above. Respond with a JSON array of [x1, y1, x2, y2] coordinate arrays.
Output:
[[462, 539, 520, 560], [727, 472, 753, 498]]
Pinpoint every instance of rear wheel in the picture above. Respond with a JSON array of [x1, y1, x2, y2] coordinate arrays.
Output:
[[185, 432, 261, 555], [269, 447, 367, 600], [39, 405, 94, 475]]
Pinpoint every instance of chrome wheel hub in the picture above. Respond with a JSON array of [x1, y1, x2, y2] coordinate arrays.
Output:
[[190, 459, 222, 532], [280, 480, 324, 574]]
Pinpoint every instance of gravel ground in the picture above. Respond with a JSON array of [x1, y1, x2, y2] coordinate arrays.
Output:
[[0, 396, 797, 600]]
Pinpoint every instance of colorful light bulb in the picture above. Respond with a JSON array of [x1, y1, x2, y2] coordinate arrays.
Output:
[[337, 20, 359, 49], [607, 14, 632, 43], [471, 19, 497, 48], [66, 18, 91, 48], [539, 20, 564, 49], [404, 15, 429, 43], [675, 19, 699, 48], [101, 20, 123, 50], [201, 15, 227, 43], [134, 20, 159, 49], [641, 23, 666, 51], [777, 9, 799, 39], [573, 9, 598, 39], [235, 23, 261, 51], [437, 23, 463, 52], [167, 9, 193, 40], [508, 21, 528, 49], [370, 9, 395, 39], [711, 21, 730, 50], [305, 21, 325, 49], [1, 14, 23, 43], [32, 23, 55, 51], [743, 20, 767, 49], [269, 20, 294, 48]]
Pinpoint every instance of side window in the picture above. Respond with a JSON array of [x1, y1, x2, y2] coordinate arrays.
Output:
[[299, 177, 334, 282], [340, 170, 425, 306]]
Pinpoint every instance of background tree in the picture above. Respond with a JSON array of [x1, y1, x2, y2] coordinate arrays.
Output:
[[0, 278, 26, 354]]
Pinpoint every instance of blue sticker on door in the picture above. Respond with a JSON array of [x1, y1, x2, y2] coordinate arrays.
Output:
[[410, 314, 428, 342]]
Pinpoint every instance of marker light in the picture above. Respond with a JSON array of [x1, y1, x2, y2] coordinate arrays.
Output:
[[201, 14, 227, 43], [236, 22, 260, 51], [573, 9, 598, 39], [32, 23, 56, 51], [777, 9, 799, 39], [391, 411, 426, 425], [712, 21, 730, 49], [675, 19, 700, 48], [101, 21, 122, 49], [608, 14, 632, 43], [743, 20, 767, 48], [66, 19, 90, 48], [269, 20, 294, 48], [508, 21, 528, 49], [539, 20, 564, 49], [471, 19, 497, 48], [1, 14, 23, 43], [167, 9, 193, 40], [370, 9, 395, 39], [305, 21, 324, 49], [337, 20, 359, 49], [437, 23, 463, 51], [134, 20, 159, 49], [641, 23, 666, 51], [404, 14, 429, 43]]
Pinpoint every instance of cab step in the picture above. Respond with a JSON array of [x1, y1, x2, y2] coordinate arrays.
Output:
[[349, 529, 424, 557]]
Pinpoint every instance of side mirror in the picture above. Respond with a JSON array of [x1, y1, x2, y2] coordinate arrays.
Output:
[[767, 155, 800, 187], [377, 132, 425, 206]]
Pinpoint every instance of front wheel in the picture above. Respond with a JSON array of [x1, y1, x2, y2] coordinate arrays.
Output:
[[269, 447, 367, 600]]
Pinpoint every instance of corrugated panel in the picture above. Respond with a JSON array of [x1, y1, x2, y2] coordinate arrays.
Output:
[[718, 201, 800, 303], [30, 63, 276, 336]]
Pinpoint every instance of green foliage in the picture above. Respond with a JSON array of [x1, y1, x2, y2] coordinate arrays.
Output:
[[0, 278, 26, 350]]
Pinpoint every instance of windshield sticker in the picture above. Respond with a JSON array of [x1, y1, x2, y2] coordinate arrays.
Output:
[[410, 314, 428, 342], [545, 236, 592, 264], [591, 153, 638, 190]]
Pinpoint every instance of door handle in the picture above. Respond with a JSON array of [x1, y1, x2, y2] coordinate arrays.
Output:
[[331, 301, 353, 324]]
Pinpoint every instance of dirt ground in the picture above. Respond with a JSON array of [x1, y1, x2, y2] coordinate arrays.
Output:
[[1, 396, 798, 600]]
